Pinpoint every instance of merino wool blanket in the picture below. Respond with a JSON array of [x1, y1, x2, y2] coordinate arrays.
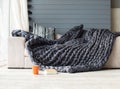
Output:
[[12, 25, 120, 73]]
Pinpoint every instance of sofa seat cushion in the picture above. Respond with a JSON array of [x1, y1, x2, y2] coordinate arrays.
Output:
[[24, 48, 29, 57], [25, 57, 33, 68]]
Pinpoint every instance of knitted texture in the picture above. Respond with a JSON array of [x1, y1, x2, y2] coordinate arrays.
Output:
[[12, 25, 119, 73]]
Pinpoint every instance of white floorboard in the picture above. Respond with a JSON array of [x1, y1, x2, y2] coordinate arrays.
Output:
[[0, 68, 120, 89]]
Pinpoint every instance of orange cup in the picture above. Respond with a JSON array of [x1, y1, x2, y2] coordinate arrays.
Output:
[[32, 65, 39, 75]]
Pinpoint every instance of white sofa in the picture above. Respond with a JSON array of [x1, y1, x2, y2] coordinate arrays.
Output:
[[8, 36, 120, 69], [8, 37, 32, 68]]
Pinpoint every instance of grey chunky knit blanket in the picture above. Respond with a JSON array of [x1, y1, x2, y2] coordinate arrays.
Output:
[[12, 25, 120, 73]]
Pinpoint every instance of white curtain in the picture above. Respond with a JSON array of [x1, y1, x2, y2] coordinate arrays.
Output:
[[10, 0, 29, 33], [0, 0, 10, 61], [0, 0, 29, 61]]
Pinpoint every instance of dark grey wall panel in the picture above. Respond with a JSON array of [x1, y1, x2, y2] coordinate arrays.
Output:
[[29, 0, 109, 5], [32, 9, 110, 15], [28, 0, 111, 34]]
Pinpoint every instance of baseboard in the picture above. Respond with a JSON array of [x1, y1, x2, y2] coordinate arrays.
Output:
[[8, 67, 25, 69], [8, 67, 32, 69]]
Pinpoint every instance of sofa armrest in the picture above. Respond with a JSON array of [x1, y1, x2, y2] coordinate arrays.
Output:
[[104, 36, 120, 68], [8, 37, 25, 68]]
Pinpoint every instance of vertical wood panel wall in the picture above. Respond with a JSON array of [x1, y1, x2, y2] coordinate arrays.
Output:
[[111, 0, 120, 32], [28, 0, 111, 34], [111, 0, 120, 8]]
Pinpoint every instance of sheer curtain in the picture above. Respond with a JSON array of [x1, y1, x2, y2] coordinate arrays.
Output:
[[10, 0, 29, 33], [0, 0, 10, 61], [0, 0, 29, 61]]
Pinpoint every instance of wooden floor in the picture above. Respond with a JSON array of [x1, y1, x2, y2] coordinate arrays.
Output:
[[0, 67, 120, 89]]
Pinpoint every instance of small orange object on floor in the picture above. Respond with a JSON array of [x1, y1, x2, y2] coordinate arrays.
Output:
[[32, 65, 39, 75]]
